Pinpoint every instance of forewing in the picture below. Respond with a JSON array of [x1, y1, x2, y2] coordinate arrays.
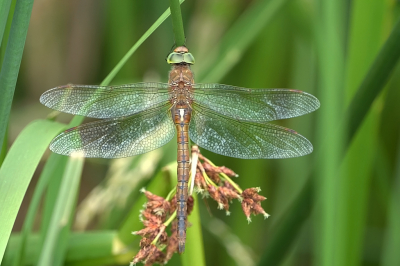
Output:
[[40, 82, 170, 118], [189, 104, 313, 159], [193, 84, 320, 122], [50, 104, 175, 158]]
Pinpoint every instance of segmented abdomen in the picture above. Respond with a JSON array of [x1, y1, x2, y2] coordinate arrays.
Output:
[[173, 105, 191, 253]]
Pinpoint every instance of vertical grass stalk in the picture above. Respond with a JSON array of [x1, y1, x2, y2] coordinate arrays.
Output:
[[168, 0, 185, 47], [0, 0, 12, 47], [37, 154, 84, 266], [0, 0, 34, 149], [381, 132, 400, 265], [259, 11, 400, 266], [335, 2, 387, 265], [314, 0, 345, 265]]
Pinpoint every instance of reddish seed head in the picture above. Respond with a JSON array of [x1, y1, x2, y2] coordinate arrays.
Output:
[[187, 196, 195, 215]]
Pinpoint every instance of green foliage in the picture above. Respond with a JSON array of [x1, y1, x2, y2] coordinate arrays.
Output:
[[0, 0, 34, 153], [0, 120, 65, 260], [1, 0, 400, 266]]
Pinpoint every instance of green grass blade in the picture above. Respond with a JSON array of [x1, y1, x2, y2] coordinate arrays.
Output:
[[314, 0, 345, 264], [258, 178, 312, 265], [381, 133, 400, 266], [0, 0, 16, 70], [336, 108, 380, 265], [181, 193, 206, 266], [0, 125, 7, 166], [258, 12, 400, 266], [0, 120, 65, 261], [37, 154, 84, 266], [169, 0, 186, 46], [0, 0, 34, 149], [4, 231, 118, 265], [346, 16, 400, 141], [69, 0, 185, 127], [197, 0, 290, 82], [40, 155, 68, 236], [0, 0, 12, 45], [11, 153, 67, 266], [334, 1, 386, 265]]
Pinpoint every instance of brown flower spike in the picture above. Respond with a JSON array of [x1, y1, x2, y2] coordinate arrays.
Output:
[[130, 146, 269, 265]]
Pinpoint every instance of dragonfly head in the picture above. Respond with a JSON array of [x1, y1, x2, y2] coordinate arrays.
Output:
[[167, 46, 195, 65]]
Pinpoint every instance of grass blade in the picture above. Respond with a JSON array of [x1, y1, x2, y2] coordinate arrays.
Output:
[[258, 13, 400, 266], [0, 126, 7, 166], [0, 0, 12, 46], [4, 231, 118, 265], [0, 0, 34, 149], [169, 0, 186, 46], [381, 133, 400, 266], [334, 1, 387, 264], [346, 16, 400, 141], [181, 193, 206, 266], [37, 154, 84, 266], [314, 0, 345, 264], [197, 0, 290, 82], [0, 120, 65, 260], [11, 154, 68, 266]]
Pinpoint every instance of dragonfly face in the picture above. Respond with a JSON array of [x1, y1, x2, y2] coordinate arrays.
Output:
[[40, 45, 320, 254], [166, 46, 195, 65]]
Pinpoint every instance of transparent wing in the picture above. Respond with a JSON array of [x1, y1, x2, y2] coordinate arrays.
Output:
[[40, 82, 170, 118], [193, 84, 320, 122], [50, 104, 175, 158], [189, 103, 313, 159]]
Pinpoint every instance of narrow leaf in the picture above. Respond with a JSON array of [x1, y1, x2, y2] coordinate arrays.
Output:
[[0, 119, 65, 260], [180, 194, 206, 266], [37, 154, 84, 266], [258, 14, 400, 266], [0, 0, 34, 149], [11, 154, 68, 266], [0, 0, 12, 46], [381, 133, 400, 265]]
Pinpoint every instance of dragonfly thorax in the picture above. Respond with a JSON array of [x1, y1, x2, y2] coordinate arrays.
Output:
[[168, 64, 194, 107]]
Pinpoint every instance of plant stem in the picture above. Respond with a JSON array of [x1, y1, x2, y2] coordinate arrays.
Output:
[[345, 16, 400, 142], [151, 211, 177, 245], [220, 173, 242, 194], [165, 187, 177, 201], [0, 0, 34, 157], [168, 0, 185, 46], [258, 14, 400, 266]]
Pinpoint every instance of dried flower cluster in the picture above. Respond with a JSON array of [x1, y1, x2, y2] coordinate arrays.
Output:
[[193, 147, 269, 222], [131, 189, 194, 265], [131, 146, 269, 265]]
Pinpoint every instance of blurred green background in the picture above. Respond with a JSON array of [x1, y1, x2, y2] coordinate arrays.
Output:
[[1, 0, 400, 265]]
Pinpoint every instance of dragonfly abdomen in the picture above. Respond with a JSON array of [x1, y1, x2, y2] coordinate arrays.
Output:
[[173, 105, 191, 253]]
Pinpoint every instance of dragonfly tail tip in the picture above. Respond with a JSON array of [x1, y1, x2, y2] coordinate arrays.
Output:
[[178, 242, 185, 254]]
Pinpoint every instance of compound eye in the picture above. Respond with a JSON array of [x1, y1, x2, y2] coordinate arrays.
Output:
[[184, 53, 195, 64], [167, 53, 184, 64]]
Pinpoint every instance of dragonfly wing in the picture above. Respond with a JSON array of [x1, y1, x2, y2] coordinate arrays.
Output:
[[40, 82, 170, 118], [189, 104, 313, 159], [193, 84, 320, 122], [50, 104, 175, 158]]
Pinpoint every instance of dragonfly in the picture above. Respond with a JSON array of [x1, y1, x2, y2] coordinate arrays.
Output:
[[40, 46, 320, 253]]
